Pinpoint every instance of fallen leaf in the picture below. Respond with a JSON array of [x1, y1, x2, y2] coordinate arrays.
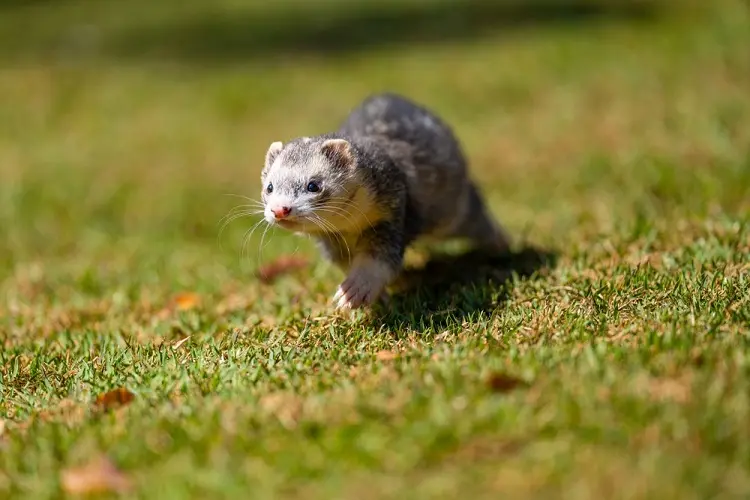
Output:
[[61, 456, 132, 494], [376, 350, 398, 361], [93, 388, 135, 412], [255, 256, 309, 284], [155, 292, 203, 319], [0, 419, 5, 438], [173, 292, 201, 311], [172, 336, 191, 350], [486, 372, 527, 393]]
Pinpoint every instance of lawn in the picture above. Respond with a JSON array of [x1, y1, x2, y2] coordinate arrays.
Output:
[[1, 0, 749, 498]]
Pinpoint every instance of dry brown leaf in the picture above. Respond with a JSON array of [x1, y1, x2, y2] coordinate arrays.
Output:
[[173, 292, 201, 311], [486, 372, 527, 393], [93, 388, 135, 412], [255, 256, 309, 284], [61, 456, 132, 494], [376, 350, 398, 361], [155, 292, 203, 319], [172, 336, 191, 350]]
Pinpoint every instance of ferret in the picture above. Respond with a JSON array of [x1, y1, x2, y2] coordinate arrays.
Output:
[[260, 93, 510, 310]]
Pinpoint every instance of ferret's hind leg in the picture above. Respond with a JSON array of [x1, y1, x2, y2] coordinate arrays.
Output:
[[450, 183, 511, 254]]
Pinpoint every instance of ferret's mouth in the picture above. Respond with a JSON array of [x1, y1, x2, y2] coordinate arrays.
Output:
[[276, 219, 301, 228]]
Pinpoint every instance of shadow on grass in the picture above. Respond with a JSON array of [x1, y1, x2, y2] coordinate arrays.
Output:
[[112, 1, 657, 62], [0, 0, 661, 63], [371, 245, 557, 332], [0, 0, 56, 8]]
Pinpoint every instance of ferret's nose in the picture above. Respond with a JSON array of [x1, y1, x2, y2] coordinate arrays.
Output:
[[271, 206, 292, 219]]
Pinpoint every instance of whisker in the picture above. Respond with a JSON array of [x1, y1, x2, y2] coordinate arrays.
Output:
[[255, 221, 273, 270], [219, 209, 263, 228], [239, 218, 266, 269], [309, 213, 351, 263], [314, 202, 376, 234], [311, 206, 357, 223], [223, 193, 265, 207], [312, 208, 362, 237], [218, 209, 264, 251], [321, 196, 378, 231], [222, 205, 264, 217], [219, 202, 265, 226]]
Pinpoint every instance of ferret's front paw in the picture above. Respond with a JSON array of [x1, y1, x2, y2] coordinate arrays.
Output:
[[333, 264, 391, 310]]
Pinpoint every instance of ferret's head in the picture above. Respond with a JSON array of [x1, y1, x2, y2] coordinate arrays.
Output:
[[260, 137, 378, 234]]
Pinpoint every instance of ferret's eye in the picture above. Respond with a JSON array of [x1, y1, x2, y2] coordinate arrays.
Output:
[[306, 181, 320, 193], [266, 183, 273, 194]]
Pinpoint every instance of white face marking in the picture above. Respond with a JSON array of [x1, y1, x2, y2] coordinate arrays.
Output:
[[262, 165, 317, 229], [261, 152, 335, 232], [261, 148, 384, 235]]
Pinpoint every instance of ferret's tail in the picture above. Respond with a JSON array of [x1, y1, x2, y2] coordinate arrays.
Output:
[[450, 183, 511, 254]]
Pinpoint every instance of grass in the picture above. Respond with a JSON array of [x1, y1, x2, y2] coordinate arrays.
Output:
[[1, 0, 749, 497]]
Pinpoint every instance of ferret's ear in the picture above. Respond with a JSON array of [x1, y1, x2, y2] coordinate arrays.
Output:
[[321, 139, 354, 168], [264, 141, 284, 170]]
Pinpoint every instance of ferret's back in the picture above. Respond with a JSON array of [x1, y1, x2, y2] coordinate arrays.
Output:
[[338, 93, 471, 237], [337, 93, 465, 168]]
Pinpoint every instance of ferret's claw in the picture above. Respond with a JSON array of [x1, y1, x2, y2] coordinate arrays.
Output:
[[334, 284, 369, 310], [333, 277, 382, 310], [332, 257, 393, 310]]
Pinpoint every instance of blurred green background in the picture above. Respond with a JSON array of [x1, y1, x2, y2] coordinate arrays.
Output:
[[1, 0, 749, 498]]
